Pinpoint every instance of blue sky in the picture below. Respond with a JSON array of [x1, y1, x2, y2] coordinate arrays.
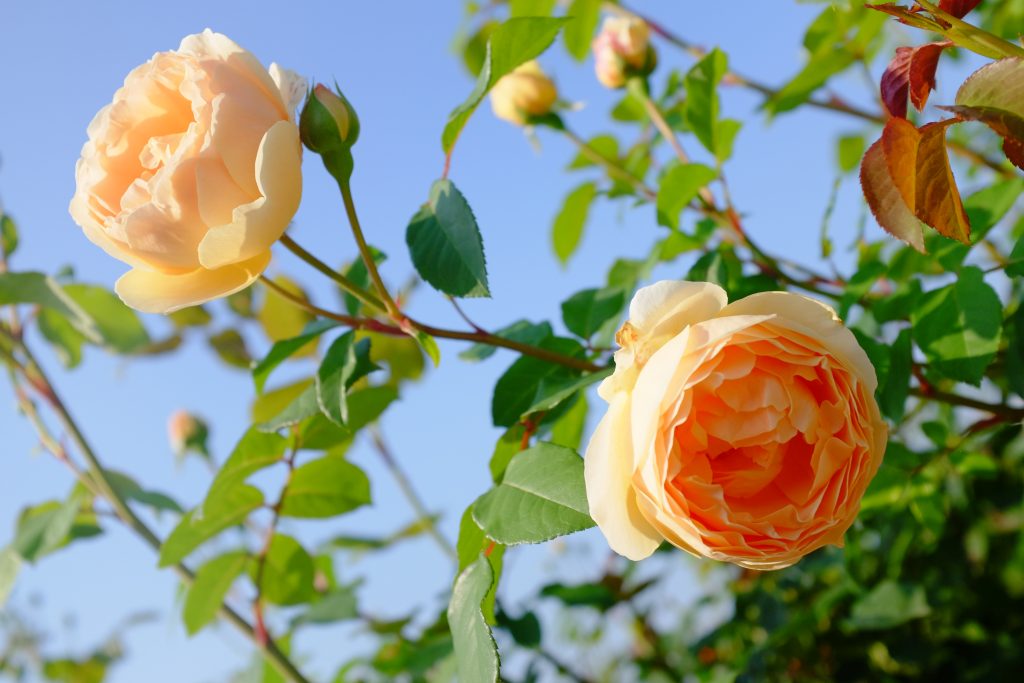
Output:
[[0, 2, 967, 681]]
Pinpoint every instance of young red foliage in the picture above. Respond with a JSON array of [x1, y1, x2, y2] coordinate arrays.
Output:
[[860, 118, 971, 251], [938, 0, 983, 18], [880, 42, 952, 118]]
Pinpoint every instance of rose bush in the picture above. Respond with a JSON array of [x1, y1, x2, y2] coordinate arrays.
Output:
[[585, 281, 887, 569], [69, 30, 305, 313]]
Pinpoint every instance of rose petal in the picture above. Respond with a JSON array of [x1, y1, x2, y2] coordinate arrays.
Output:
[[115, 250, 271, 314], [197, 120, 302, 268], [584, 393, 663, 561]]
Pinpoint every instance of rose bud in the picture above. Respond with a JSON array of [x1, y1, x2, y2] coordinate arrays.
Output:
[[592, 16, 658, 89], [167, 409, 209, 458], [300, 83, 360, 182], [585, 281, 887, 570], [489, 61, 558, 126], [69, 30, 305, 314]]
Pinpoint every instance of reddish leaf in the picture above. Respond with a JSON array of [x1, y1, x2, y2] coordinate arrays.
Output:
[[861, 118, 971, 250], [861, 136, 926, 252], [938, 0, 983, 18], [949, 58, 1024, 170], [941, 104, 1024, 171], [914, 121, 970, 244], [881, 42, 951, 118]]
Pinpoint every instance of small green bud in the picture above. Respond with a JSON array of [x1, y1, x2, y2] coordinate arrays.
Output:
[[300, 83, 360, 153], [300, 84, 361, 184]]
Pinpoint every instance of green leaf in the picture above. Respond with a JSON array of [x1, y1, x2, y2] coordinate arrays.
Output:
[[845, 580, 931, 631], [64, 284, 149, 353], [0, 272, 99, 342], [12, 497, 84, 562], [684, 48, 728, 156], [208, 329, 252, 369], [279, 455, 371, 519], [159, 485, 264, 567], [459, 320, 552, 361], [315, 333, 377, 425], [965, 178, 1024, 240], [105, 470, 183, 514], [253, 534, 315, 606], [448, 555, 500, 683], [258, 383, 322, 432], [411, 329, 442, 367], [561, 287, 625, 339], [206, 429, 288, 504], [491, 337, 584, 426], [552, 182, 597, 264], [258, 275, 315, 343], [521, 367, 611, 417], [656, 163, 718, 230], [38, 308, 86, 369], [1007, 305, 1024, 398], [550, 390, 588, 450], [472, 442, 594, 544], [407, 179, 489, 298], [510, 0, 556, 16], [488, 426, 525, 484], [0, 214, 18, 256], [911, 266, 1002, 384], [441, 17, 567, 153], [540, 582, 617, 610], [341, 248, 386, 316], [0, 547, 21, 607], [294, 584, 360, 626], [879, 328, 912, 421], [837, 134, 865, 173], [253, 320, 338, 393], [562, 0, 600, 60], [456, 508, 505, 623], [183, 551, 249, 635], [1008, 236, 1024, 278]]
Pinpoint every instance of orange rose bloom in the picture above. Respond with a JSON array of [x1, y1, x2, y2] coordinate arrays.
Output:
[[585, 281, 887, 570]]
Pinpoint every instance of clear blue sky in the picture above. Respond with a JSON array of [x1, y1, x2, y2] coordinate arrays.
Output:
[[0, 2, 970, 681]]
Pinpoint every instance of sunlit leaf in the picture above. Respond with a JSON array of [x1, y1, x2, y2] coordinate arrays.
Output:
[[552, 181, 597, 265], [407, 179, 489, 298], [184, 551, 249, 635], [252, 534, 315, 606], [472, 443, 594, 544], [279, 455, 371, 519], [159, 485, 264, 567], [442, 17, 567, 153], [880, 41, 950, 118], [448, 554, 500, 683]]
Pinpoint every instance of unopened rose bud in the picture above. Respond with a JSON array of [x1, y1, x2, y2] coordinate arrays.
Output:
[[300, 83, 360, 182], [167, 410, 209, 459], [489, 61, 558, 126], [592, 17, 657, 89]]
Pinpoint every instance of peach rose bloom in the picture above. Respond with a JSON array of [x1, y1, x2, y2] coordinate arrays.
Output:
[[585, 281, 887, 570], [592, 16, 655, 89], [69, 30, 306, 313], [489, 61, 558, 126]]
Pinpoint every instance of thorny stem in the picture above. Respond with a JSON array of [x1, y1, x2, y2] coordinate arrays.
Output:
[[258, 275, 603, 373], [339, 182, 403, 320], [0, 327, 312, 683], [369, 428, 458, 563]]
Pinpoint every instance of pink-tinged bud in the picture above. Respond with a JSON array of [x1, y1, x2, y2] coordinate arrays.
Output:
[[167, 410, 208, 458], [489, 61, 559, 126], [592, 17, 657, 89]]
